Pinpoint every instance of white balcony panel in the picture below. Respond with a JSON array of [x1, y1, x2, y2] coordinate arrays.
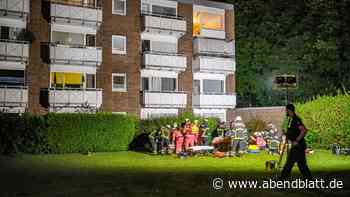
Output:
[[194, 37, 234, 55], [192, 94, 236, 109], [143, 15, 186, 38], [143, 53, 187, 72], [50, 45, 102, 66], [0, 61, 26, 70], [50, 3, 102, 25], [0, 17, 26, 28], [0, 0, 29, 13], [51, 23, 97, 35], [49, 89, 102, 112], [0, 87, 28, 108], [50, 64, 96, 74], [0, 41, 29, 61], [193, 56, 235, 74], [198, 29, 226, 39], [142, 92, 187, 108], [141, 108, 179, 120]]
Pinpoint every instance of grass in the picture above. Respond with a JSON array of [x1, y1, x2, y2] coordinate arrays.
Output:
[[0, 150, 350, 197]]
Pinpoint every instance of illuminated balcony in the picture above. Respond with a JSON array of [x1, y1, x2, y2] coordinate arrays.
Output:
[[142, 51, 187, 72], [192, 93, 236, 109], [141, 91, 187, 108], [142, 11, 186, 38]]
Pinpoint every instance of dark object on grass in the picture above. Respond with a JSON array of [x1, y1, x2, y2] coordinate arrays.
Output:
[[265, 160, 277, 171], [129, 133, 153, 153]]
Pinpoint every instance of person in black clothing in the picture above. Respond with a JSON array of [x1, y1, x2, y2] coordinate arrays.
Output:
[[280, 104, 312, 179]]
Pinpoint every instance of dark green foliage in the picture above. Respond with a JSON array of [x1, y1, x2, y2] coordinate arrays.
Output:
[[46, 113, 137, 153], [0, 113, 137, 155], [139, 111, 219, 135]]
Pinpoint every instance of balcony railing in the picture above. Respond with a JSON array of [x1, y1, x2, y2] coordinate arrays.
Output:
[[0, 0, 30, 18], [142, 51, 187, 72], [42, 43, 102, 66], [141, 11, 186, 38], [46, 1, 102, 27], [0, 39, 29, 62], [45, 0, 101, 9], [47, 88, 102, 112], [193, 56, 235, 74], [192, 93, 236, 109], [193, 37, 235, 58], [0, 85, 28, 109], [141, 91, 187, 108]]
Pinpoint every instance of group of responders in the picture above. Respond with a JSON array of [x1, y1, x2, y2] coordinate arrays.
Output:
[[213, 178, 344, 190]]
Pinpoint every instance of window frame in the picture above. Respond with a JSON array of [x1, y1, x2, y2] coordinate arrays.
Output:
[[112, 35, 127, 55], [112, 73, 127, 92], [112, 0, 127, 16]]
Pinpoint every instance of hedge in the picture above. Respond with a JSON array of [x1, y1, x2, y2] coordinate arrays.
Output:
[[0, 113, 137, 155], [294, 94, 350, 148]]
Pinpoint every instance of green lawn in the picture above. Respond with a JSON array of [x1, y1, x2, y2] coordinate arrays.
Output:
[[0, 150, 349, 197]]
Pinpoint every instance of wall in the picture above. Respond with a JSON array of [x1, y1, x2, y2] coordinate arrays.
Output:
[[234, 106, 285, 130]]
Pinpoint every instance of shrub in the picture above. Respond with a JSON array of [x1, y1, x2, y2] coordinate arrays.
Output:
[[296, 94, 350, 148], [46, 113, 137, 154]]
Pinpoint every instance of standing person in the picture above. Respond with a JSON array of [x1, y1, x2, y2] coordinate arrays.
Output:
[[192, 120, 200, 145], [280, 104, 312, 180], [200, 118, 210, 145], [172, 123, 184, 154], [184, 119, 194, 150]]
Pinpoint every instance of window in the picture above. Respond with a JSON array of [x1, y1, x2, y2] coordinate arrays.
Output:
[[52, 31, 85, 46], [141, 3, 150, 14], [0, 26, 9, 40], [112, 73, 127, 92], [142, 40, 150, 52], [161, 78, 176, 92], [86, 74, 96, 88], [193, 80, 200, 94], [112, 35, 126, 54], [152, 5, 176, 16], [112, 0, 126, 15], [203, 79, 224, 94], [193, 11, 224, 36], [0, 69, 25, 86], [142, 77, 149, 91], [86, 34, 96, 47]]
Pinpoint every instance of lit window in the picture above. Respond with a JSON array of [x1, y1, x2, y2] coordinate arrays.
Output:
[[112, 35, 126, 54], [193, 11, 224, 36], [112, 0, 126, 15], [112, 73, 127, 92]]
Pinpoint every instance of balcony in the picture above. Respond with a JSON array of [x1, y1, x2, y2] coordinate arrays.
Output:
[[194, 37, 234, 57], [142, 51, 187, 72], [141, 91, 187, 108], [46, 88, 102, 112], [0, 86, 28, 112], [192, 93, 236, 109], [193, 56, 235, 74], [0, 40, 29, 62], [0, 0, 30, 28], [141, 11, 186, 38], [43, 0, 102, 33], [42, 43, 102, 66]]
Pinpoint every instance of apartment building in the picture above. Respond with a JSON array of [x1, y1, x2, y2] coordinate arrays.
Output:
[[0, 0, 236, 122]]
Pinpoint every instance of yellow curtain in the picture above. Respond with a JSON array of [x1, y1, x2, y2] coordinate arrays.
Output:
[[51, 72, 65, 86], [65, 73, 83, 85], [200, 12, 224, 31]]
